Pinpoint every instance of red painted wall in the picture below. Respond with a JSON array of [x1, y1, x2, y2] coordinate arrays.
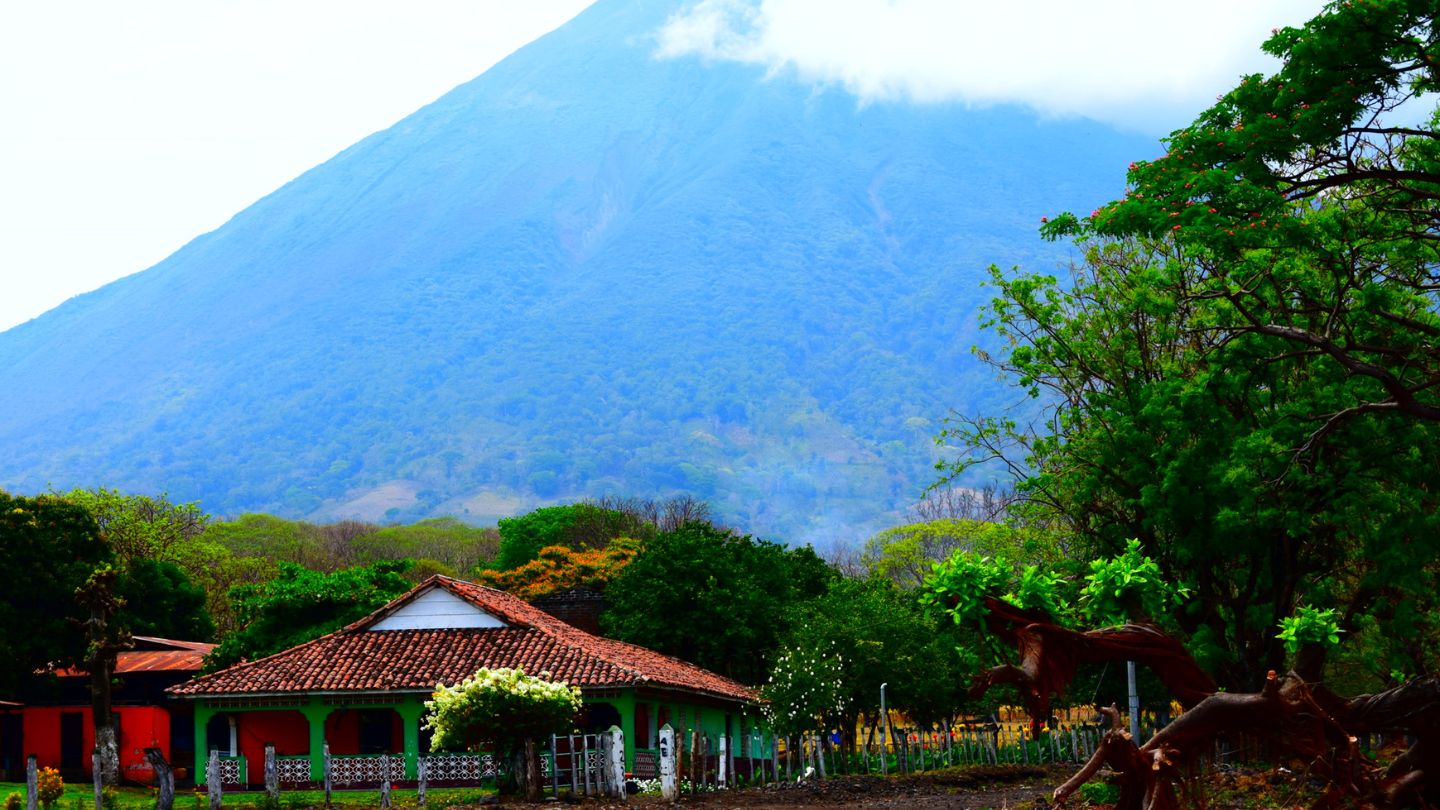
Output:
[[236, 711, 309, 785], [324, 711, 360, 755], [19, 706, 172, 783], [323, 710, 402, 755]]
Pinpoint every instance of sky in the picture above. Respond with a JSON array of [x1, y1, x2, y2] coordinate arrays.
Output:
[[1, 0, 1324, 333]]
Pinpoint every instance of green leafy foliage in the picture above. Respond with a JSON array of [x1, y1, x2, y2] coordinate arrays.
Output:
[[114, 558, 215, 641], [601, 522, 833, 684], [760, 641, 849, 737], [948, 0, 1440, 690], [204, 561, 414, 671], [861, 518, 1061, 590], [424, 668, 581, 753], [920, 553, 1010, 630], [0, 491, 109, 696], [58, 489, 208, 567], [780, 576, 965, 730], [493, 504, 641, 571], [1277, 606, 1343, 655], [1079, 539, 1178, 626]]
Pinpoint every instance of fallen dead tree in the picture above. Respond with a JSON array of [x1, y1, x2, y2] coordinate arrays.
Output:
[[970, 598, 1440, 810], [968, 596, 1216, 737]]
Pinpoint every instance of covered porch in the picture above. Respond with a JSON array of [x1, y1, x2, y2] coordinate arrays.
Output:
[[192, 694, 426, 787]]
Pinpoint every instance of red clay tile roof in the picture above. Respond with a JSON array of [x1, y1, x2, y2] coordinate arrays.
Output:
[[50, 637, 215, 677], [168, 576, 755, 704]]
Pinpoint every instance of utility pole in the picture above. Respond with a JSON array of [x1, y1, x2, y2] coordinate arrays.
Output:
[[879, 683, 889, 776], [1127, 661, 1141, 740]]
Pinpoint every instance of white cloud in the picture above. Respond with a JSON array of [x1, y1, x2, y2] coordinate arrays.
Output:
[[656, 0, 1325, 131]]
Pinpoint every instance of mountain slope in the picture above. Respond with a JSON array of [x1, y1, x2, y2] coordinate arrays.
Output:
[[0, 0, 1154, 542]]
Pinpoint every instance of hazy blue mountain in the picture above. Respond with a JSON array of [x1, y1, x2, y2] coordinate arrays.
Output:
[[0, 0, 1155, 543]]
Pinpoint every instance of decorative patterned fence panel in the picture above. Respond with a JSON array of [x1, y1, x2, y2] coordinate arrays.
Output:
[[416, 752, 509, 784], [275, 756, 311, 785], [217, 756, 244, 786], [633, 750, 657, 780], [329, 754, 405, 786]]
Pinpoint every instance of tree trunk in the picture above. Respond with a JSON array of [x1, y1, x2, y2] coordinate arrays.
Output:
[[524, 738, 542, 802]]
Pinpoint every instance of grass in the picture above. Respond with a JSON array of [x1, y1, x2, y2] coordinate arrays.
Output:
[[0, 783, 496, 810]]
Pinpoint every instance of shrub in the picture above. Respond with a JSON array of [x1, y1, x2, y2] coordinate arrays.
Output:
[[424, 667, 581, 752], [6, 791, 23, 810], [36, 767, 64, 810]]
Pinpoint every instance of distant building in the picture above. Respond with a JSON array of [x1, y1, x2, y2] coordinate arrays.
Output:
[[168, 576, 763, 787], [1, 637, 215, 783], [528, 587, 606, 635]]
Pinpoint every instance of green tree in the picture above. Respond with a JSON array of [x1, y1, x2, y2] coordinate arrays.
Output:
[[1060, 0, 1440, 434], [205, 561, 414, 671], [115, 558, 215, 641], [861, 518, 1061, 590], [494, 504, 643, 571], [947, 235, 1440, 689], [353, 517, 499, 574], [0, 491, 109, 697], [778, 577, 965, 748], [760, 641, 848, 739], [961, 0, 1440, 690], [59, 488, 208, 566], [601, 523, 833, 683]]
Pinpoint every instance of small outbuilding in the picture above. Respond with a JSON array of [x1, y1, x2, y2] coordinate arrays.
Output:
[[3, 636, 215, 783]]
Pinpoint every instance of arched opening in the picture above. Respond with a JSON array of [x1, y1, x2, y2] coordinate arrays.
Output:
[[584, 703, 621, 733]]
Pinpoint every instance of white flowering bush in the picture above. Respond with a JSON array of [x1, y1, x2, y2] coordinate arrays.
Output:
[[424, 667, 582, 753], [759, 642, 849, 737], [632, 777, 717, 795]]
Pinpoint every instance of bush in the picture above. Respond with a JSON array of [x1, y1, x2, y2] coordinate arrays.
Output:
[[5, 791, 22, 810], [36, 767, 64, 810], [424, 668, 581, 752], [1078, 780, 1120, 806]]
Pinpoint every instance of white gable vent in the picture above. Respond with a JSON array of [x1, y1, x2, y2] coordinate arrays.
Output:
[[369, 586, 508, 631]]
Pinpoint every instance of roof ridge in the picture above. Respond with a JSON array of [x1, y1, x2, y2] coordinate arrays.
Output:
[[433, 578, 659, 685]]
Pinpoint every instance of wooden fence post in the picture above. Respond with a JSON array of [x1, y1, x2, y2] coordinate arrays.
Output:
[[549, 736, 558, 797], [26, 755, 37, 810], [770, 735, 779, 784], [416, 754, 427, 807], [583, 735, 593, 796], [717, 735, 728, 787], [145, 748, 174, 810], [379, 753, 391, 810], [264, 744, 278, 802], [659, 724, 678, 801], [605, 726, 626, 800], [569, 734, 579, 795], [206, 750, 221, 810], [322, 742, 332, 808], [688, 731, 698, 794]]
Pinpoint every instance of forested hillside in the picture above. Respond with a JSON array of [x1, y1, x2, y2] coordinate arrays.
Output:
[[0, 0, 1153, 540]]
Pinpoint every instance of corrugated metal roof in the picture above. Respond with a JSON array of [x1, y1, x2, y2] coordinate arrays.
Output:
[[50, 638, 215, 677]]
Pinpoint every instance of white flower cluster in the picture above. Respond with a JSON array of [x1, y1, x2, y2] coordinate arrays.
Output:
[[424, 667, 583, 752], [632, 777, 717, 795], [759, 642, 849, 736]]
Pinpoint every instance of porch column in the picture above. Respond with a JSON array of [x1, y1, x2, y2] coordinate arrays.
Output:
[[300, 701, 330, 784], [395, 699, 425, 779], [612, 692, 637, 771], [193, 703, 219, 785]]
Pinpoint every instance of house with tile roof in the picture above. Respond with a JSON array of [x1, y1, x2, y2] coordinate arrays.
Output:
[[1, 636, 215, 783], [167, 576, 766, 787]]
